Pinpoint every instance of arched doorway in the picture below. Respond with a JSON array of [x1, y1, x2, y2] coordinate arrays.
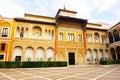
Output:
[[25, 47, 34, 61], [100, 49, 104, 60], [110, 48, 116, 60], [105, 50, 109, 59], [86, 49, 92, 64], [46, 47, 54, 61], [94, 49, 98, 63], [13, 46, 22, 61], [36, 47, 44, 61], [116, 46, 120, 60]]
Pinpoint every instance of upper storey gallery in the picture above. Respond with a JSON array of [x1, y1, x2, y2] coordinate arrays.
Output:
[[13, 9, 88, 41], [12, 9, 110, 44]]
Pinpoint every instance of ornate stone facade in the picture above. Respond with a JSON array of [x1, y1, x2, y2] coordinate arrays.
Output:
[[0, 9, 117, 65]]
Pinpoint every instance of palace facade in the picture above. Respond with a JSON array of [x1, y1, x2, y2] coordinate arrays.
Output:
[[0, 9, 119, 65]]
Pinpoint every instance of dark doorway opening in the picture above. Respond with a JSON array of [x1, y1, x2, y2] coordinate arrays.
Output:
[[15, 56, 21, 61], [68, 53, 75, 65]]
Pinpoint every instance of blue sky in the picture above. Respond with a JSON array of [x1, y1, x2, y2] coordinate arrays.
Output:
[[0, 0, 120, 25]]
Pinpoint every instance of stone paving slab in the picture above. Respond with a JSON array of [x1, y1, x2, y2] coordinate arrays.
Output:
[[0, 77, 11, 80], [97, 76, 120, 80], [0, 65, 119, 80]]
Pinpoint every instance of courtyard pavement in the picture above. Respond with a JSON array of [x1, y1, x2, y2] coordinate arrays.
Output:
[[0, 65, 120, 80]]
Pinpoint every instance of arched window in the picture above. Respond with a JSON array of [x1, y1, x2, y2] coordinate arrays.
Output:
[[20, 27, 24, 38], [94, 32, 100, 43], [108, 32, 113, 43], [86, 49, 92, 64], [113, 30, 120, 42], [32, 26, 42, 39]]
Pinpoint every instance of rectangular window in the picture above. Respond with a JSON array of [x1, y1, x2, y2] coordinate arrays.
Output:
[[87, 34, 92, 42], [20, 32, 24, 38], [1, 44, 5, 51], [59, 32, 63, 40], [78, 34, 82, 42], [102, 35, 106, 43], [0, 55, 4, 60], [2, 28, 8, 37], [68, 33, 74, 41]]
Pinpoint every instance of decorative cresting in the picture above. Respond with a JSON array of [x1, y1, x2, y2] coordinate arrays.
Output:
[[32, 26, 42, 39]]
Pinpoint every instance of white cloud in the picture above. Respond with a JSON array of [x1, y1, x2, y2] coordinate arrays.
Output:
[[87, 0, 117, 13], [97, 0, 117, 13], [0, 0, 119, 24]]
